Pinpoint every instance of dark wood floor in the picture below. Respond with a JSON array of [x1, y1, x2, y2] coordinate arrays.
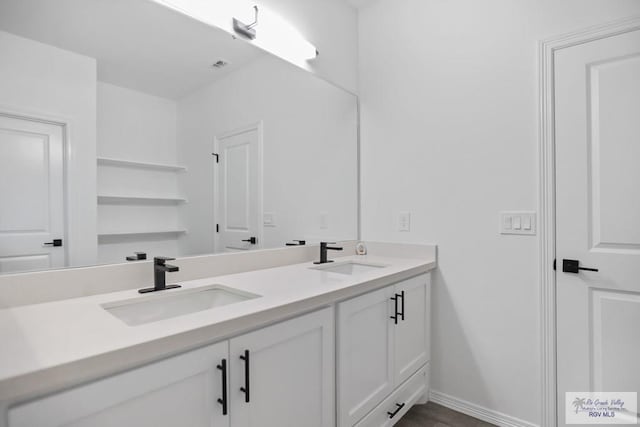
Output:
[[395, 402, 496, 427]]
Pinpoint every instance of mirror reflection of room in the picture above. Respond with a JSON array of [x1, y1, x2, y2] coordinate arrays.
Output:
[[0, 0, 358, 274]]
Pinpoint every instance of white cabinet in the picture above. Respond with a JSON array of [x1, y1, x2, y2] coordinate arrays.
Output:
[[337, 273, 430, 427], [9, 341, 230, 427], [394, 275, 429, 386], [337, 285, 396, 426], [229, 307, 335, 427], [8, 307, 334, 427]]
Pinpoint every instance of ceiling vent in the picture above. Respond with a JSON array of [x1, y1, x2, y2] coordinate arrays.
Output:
[[211, 60, 229, 69]]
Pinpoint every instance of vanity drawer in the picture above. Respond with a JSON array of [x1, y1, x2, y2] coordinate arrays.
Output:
[[354, 364, 428, 427]]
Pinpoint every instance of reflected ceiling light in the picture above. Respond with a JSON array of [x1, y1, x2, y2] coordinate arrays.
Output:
[[232, 4, 318, 61]]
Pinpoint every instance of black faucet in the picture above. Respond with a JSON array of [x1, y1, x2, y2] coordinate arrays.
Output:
[[314, 242, 343, 264], [138, 257, 181, 293]]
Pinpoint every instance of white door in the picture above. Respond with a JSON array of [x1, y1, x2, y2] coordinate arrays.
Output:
[[215, 124, 262, 252], [555, 29, 640, 425], [229, 307, 334, 427], [394, 274, 430, 387], [0, 114, 66, 273], [338, 286, 395, 427], [8, 341, 230, 427]]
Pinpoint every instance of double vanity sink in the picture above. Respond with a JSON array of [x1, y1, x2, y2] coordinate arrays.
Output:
[[0, 243, 436, 423], [103, 260, 388, 326]]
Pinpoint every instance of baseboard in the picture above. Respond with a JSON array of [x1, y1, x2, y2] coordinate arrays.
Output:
[[429, 390, 539, 427]]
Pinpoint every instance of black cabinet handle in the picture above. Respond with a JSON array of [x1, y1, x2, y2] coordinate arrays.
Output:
[[390, 294, 399, 324], [240, 350, 250, 402], [562, 259, 599, 273], [242, 237, 257, 245], [387, 403, 405, 419], [216, 359, 228, 415], [399, 290, 405, 321]]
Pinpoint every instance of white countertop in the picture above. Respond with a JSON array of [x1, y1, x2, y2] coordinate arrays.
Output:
[[0, 252, 435, 403]]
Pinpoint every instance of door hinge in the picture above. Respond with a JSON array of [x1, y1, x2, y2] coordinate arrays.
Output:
[[216, 224, 219, 233], [212, 153, 219, 163]]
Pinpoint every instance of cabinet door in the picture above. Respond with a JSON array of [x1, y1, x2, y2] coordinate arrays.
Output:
[[337, 286, 395, 427], [394, 274, 430, 387], [229, 307, 334, 427], [8, 342, 230, 427]]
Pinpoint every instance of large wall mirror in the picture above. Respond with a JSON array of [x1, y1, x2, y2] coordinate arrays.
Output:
[[0, 0, 358, 274]]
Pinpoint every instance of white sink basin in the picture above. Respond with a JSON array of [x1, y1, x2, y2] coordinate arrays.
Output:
[[310, 260, 386, 275], [102, 285, 260, 326]]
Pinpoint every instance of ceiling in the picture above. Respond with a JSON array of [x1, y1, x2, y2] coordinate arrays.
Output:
[[0, 0, 265, 99]]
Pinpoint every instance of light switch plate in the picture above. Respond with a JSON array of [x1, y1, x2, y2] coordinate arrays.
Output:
[[500, 211, 536, 235]]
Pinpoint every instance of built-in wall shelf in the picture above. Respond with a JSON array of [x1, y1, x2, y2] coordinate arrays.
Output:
[[97, 157, 187, 172], [98, 229, 187, 239], [97, 195, 187, 204]]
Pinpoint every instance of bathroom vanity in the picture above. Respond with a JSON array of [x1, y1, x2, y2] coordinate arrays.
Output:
[[0, 243, 436, 427]]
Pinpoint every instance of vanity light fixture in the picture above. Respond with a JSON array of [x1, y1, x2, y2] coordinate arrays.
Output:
[[233, 5, 259, 40], [233, 4, 318, 61], [272, 33, 318, 61]]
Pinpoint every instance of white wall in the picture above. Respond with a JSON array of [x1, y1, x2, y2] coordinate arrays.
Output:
[[177, 55, 358, 255], [152, 0, 358, 93], [0, 30, 97, 267], [97, 82, 177, 163], [358, 0, 640, 425], [96, 82, 181, 264]]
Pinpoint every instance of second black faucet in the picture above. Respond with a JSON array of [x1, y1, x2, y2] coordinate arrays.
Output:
[[314, 242, 343, 264]]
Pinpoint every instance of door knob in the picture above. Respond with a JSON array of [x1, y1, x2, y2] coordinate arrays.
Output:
[[242, 237, 257, 245], [562, 259, 598, 273], [43, 239, 63, 247]]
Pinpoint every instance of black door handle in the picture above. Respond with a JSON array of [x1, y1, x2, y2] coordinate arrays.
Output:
[[216, 359, 228, 415], [240, 350, 250, 402], [387, 403, 405, 419], [43, 239, 63, 247], [242, 237, 257, 245], [562, 259, 599, 273]]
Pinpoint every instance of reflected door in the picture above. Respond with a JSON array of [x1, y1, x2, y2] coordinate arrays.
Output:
[[555, 29, 640, 425], [215, 124, 262, 252], [0, 114, 66, 273]]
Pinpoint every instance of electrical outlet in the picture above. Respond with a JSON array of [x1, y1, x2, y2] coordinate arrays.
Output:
[[263, 212, 276, 227], [398, 211, 411, 232], [319, 212, 329, 229]]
